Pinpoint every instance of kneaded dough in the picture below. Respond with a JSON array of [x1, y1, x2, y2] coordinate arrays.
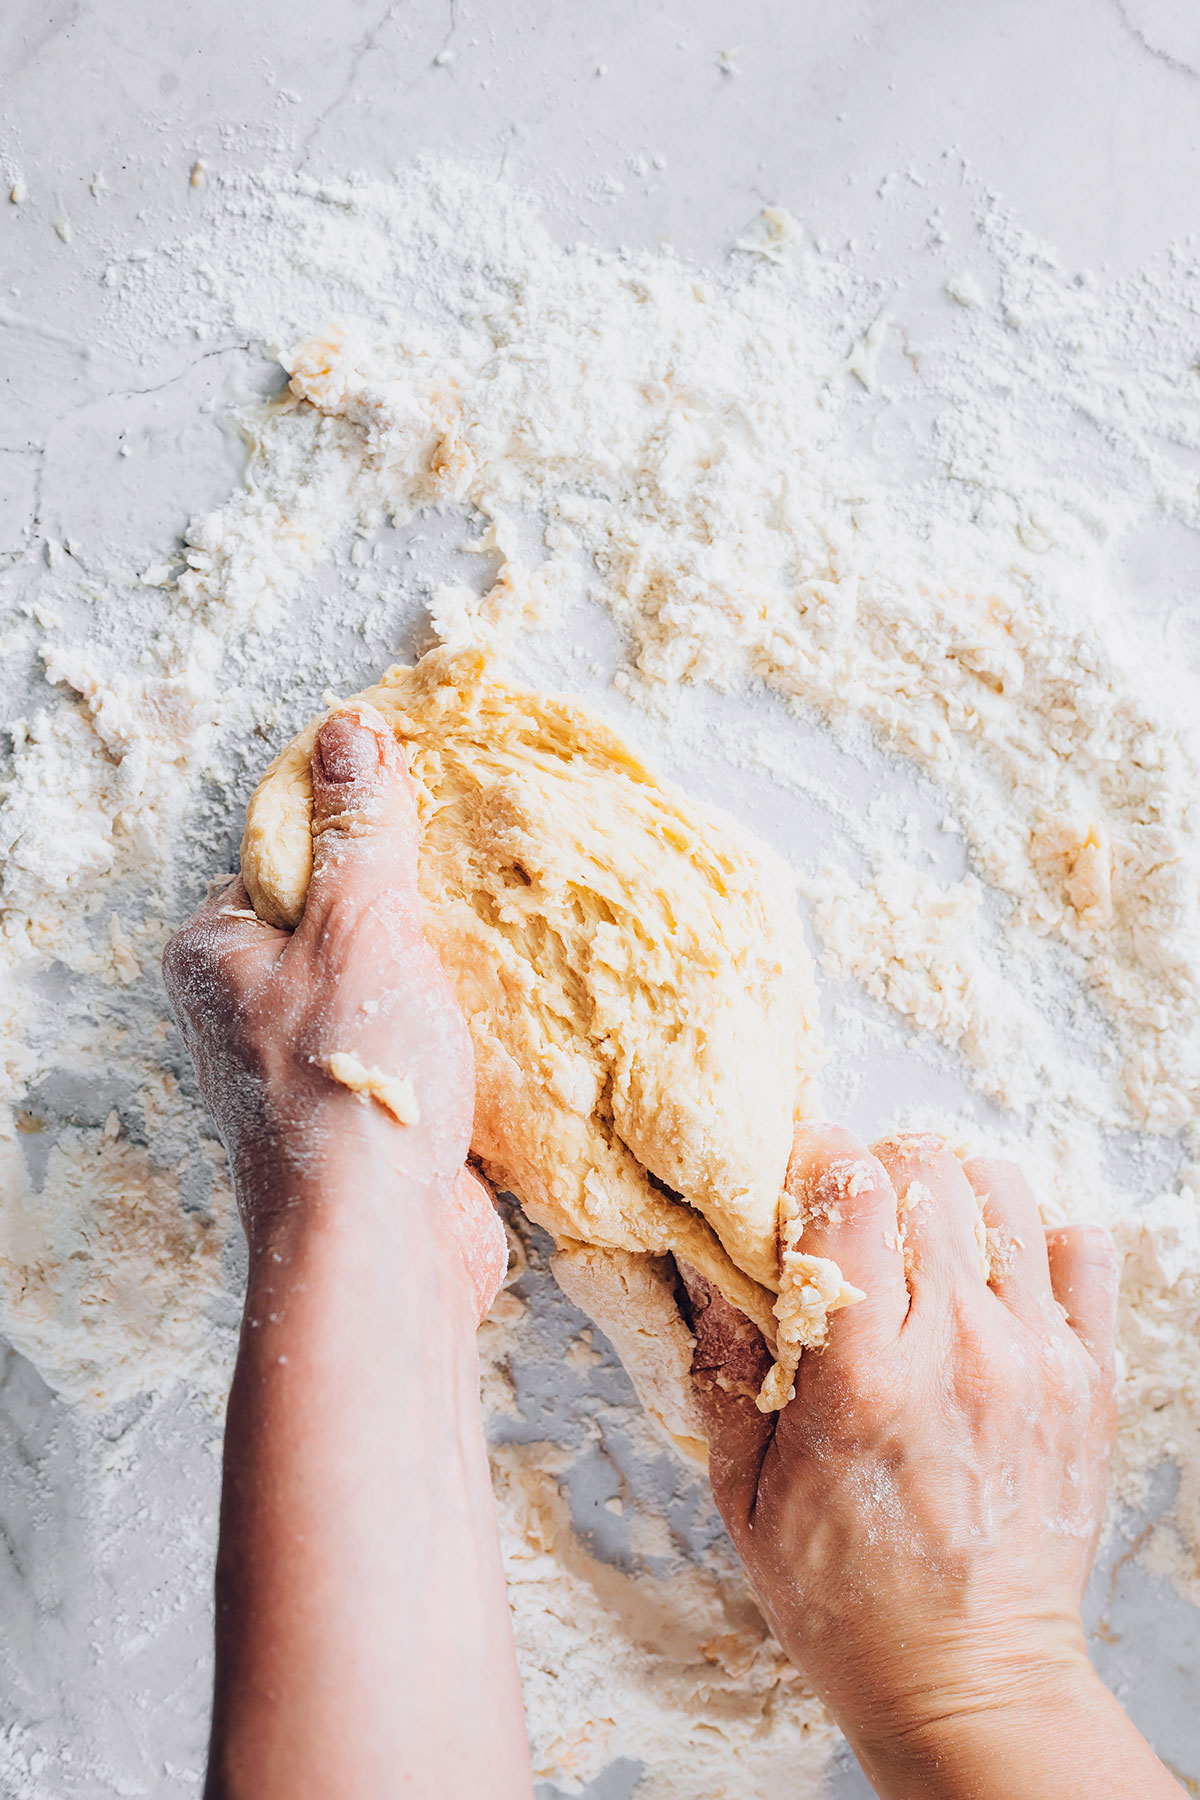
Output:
[[242, 648, 857, 1448]]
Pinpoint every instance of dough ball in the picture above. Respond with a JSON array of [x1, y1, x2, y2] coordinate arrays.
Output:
[[242, 648, 828, 1441]]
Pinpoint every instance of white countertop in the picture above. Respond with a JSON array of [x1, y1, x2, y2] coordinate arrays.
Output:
[[2, 2, 1199, 1794]]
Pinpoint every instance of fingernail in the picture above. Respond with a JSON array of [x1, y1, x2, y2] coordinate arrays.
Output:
[[316, 715, 381, 785]]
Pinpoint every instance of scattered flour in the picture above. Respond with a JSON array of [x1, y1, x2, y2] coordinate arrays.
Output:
[[805, 862, 1083, 1115], [2, 157, 1200, 1789], [492, 1439, 836, 1799], [0, 1077, 234, 1408]]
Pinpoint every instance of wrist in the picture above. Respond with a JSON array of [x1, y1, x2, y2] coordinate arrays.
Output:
[[233, 1123, 381, 1217], [238, 1152, 483, 1335], [846, 1636, 1103, 1799], [232, 1127, 443, 1251]]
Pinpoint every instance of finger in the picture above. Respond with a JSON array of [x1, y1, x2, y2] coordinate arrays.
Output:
[[161, 875, 288, 1013], [1045, 1225, 1119, 1379], [297, 708, 420, 943], [189, 874, 291, 959], [448, 1167, 510, 1325], [783, 1123, 908, 1349], [962, 1157, 1054, 1316], [677, 1261, 774, 1543], [871, 1132, 988, 1306], [191, 873, 282, 933]]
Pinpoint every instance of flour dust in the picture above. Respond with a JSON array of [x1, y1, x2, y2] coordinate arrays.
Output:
[[2, 158, 1199, 1796]]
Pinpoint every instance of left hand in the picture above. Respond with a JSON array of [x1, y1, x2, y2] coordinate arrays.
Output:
[[162, 708, 507, 1320]]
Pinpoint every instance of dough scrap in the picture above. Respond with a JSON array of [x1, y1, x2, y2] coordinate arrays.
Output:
[[323, 1051, 421, 1126], [242, 648, 854, 1438], [551, 1243, 709, 1463]]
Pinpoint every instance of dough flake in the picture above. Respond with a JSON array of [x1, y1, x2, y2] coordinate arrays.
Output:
[[322, 1051, 421, 1125]]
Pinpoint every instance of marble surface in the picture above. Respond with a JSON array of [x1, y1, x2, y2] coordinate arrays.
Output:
[[2, 1, 1200, 1795]]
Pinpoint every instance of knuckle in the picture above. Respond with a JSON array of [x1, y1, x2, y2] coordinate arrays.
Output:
[[1044, 1345, 1091, 1413], [162, 922, 256, 1026], [311, 812, 364, 848], [966, 1155, 1024, 1189], [873, 1130, 945, 1162], [824, 1356, 900, 1435], [161, 926, 201, 996]]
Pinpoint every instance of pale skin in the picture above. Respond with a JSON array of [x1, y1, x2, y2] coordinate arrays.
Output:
[[163, 710, 1183, 1800], [681, 1137, 1183, 1798], [163, 714, 528, 1800]]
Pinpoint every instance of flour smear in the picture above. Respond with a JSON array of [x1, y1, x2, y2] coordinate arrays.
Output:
[[2, 159, 1199, 1796]]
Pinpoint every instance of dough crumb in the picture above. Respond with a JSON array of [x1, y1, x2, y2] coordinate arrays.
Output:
[[321, 1051, 420, 1124], [758, 1187, 867, 1412]]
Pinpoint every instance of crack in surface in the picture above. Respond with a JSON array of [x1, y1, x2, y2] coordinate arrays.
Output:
[[1112, 0, 1200, 78], [0, 343, 254, 571], [98, 340, 255, 407], [0, 0, 86, 82], [26, 341, 256, 450], [436, 0, 460, 63], [297, 0, 403, 166]]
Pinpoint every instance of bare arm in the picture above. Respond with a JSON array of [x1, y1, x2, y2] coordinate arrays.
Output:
[[164, 712, 532, 1800], [684, 1125, 1183, 1800]]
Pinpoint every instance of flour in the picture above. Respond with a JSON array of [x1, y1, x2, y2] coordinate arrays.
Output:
[[478, 1256, 838, 1800], [2, 156, 1200, 1792], [805, 861, 1084, 1115], [254, 305, 1200, 1146], [0, 1072, 234, 1408], [492, 1438, 836, 1799]]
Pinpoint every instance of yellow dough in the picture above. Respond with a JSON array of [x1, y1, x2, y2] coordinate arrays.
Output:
[[322, 1052, 421, 1126], [241, 649, 859, 1448]]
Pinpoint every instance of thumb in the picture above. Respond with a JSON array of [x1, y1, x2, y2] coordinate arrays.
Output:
[[677, 1261, 775, 1545], [451, 1167, 511, 1325], [298, 707, 420, 941]]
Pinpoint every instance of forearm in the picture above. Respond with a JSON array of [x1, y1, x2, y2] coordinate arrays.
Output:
[[206, 1150, 530, 1800], [850, 1661, 1184, 1800]]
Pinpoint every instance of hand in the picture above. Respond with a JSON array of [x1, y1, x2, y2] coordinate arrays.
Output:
[[682, 1124, 1148, 1797], [169, 710, 529, 1799], [163, 708, 506, 1318]]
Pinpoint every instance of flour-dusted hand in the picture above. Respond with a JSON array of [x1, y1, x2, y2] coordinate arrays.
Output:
[[163, 708, 506, 1317], [166, 710, 530, 1800], [686, 1125, 1183, 1800]]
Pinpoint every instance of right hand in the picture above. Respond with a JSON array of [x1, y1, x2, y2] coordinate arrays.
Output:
[[682, 1125, 1122, 1788]]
